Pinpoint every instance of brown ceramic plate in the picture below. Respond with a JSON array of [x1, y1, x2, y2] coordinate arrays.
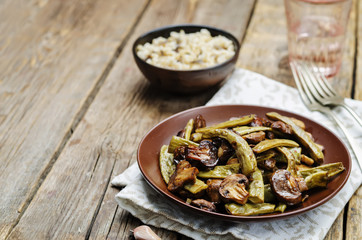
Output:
[[137, 105, 351, 221]]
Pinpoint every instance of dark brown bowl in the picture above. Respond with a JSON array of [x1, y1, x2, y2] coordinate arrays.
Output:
[[132, 25, 240, 94], [137, 105, 351, 222]]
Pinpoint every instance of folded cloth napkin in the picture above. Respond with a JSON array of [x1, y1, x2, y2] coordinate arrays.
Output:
[[112, 68, 362, 240]]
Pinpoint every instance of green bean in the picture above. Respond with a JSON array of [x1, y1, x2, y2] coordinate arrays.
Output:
[[159, 145, 176, 184], [201, 129, 257, 176], [299, 162, 345, 178], [197, 164, 240, 179], [256, 150, 277, 162], [299, 162, 345, 189], [184, 178, 208, 194], [248, 169, 264, 204], [304, 171, 328, 189], [184, 118, 194, 140], [289, 147, 302, 164], [275, 203, 287, 213], [266, 112, 324, 164], [168, 136, 199, 153], [225, 203, 275, 216], [195, 115, 255, 133], [277, 147, 298, 177], [233, 126, 272, 136], [253, 139, 299, 154]]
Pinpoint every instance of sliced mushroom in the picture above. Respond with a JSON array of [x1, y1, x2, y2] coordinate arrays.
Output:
[[190, 199, 217, 212], [242, 131, 266, 144], [186, 140, 218, 168], [219, 174, 249, 205], [176, 129, 186, 138], [213, 137, 235, 164], [270, 169, 302, 205], [173, 146, 186, 163], [258, 158, 276, 171], [194, 114, 206, 130], [206, 179, 223, 203], [250, 116, 272, 127], [271, 121, 293, 135], [167, 160, 199, 192]]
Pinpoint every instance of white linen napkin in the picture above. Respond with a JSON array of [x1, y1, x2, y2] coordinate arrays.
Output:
[[112, 68, 362, 240]]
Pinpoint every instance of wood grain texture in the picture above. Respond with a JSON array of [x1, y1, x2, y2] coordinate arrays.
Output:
[[7, 0, 255, 239], [2, 0, 360, 239], [330, 0, 357, 98], [324, 210, 344, 240], [345, 186, 362, 240], [355, 0, 362, 100], [0, 0, 148, 238], [237, 0, 292, 86]]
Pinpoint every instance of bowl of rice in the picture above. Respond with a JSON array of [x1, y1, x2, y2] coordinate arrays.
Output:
[[132, 25, 240, 94]]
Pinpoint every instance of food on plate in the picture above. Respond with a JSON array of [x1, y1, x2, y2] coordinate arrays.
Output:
[[136, 29, 236, 70], [159, 113, 345, 216]]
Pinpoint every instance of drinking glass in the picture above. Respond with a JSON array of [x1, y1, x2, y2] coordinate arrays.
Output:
[[284, 0, 352, 78]]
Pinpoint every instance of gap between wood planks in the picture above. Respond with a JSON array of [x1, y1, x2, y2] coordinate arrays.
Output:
[[5, 1, 152, 239]]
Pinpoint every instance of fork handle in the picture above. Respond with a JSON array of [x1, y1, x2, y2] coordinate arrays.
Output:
[[326, 108, 362, 173], [338, 103, 362, 127]]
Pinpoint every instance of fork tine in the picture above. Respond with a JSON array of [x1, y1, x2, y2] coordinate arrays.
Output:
[[304, 62, 332, 98], [309, 62, 337, 97], [297, 62, 324, 104], [290, 61, 317, 105]]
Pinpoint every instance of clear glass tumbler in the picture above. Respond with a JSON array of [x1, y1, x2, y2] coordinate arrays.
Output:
[[284, 0, 352, 77]]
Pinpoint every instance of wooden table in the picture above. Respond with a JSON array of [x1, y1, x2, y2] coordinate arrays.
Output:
[[1, 0, 360, 239]]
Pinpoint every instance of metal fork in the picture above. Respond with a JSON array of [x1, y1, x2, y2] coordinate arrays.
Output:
[[299, 62, 362, 127], [290, 61, 362, 172]]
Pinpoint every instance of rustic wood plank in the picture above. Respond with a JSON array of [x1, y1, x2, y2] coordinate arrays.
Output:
[[237, 1, 358, 240], [346, 2, 362, 238], [333, 0, 358, 99], [324, 210, 344, 240], [0, 0, 148, 238], [355, 0, 362, 100], [345, 186, 362, 240], [237, 0, 356, 98], [7, 0, 256, 239]]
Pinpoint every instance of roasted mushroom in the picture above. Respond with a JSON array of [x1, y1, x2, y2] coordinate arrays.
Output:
[[258, 158, 276, 171], [250, 116, 272, 127], [194, 114, 206, 130], [219, 174, 249, 205], [242, 131, 266, 144], [176, 129, 186, 138], [190, 199, 217, 212], [173, 146, 186, 163], [270, 169, 302, 205], [271, 121, 293, 135], [167, 160, 199, 192], [206, 179, 223, 203], [186, 140, 218, 168], [212, 137, 235, 164]]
